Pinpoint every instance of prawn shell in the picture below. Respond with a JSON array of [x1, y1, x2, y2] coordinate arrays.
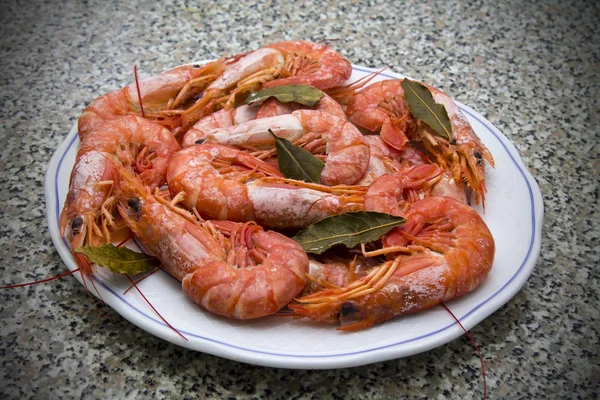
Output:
[[290, 196, 495, 330]]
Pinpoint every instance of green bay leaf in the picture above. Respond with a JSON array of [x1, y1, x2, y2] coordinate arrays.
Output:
[[245, 84, 324, 107], [292, 211, 405, 254], [271, 130, 324, 183], [401, 79, 452, 140], [75, 244, 159, 275]]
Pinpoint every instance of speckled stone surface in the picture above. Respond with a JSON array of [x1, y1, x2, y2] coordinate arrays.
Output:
[[0, 0, 598, 398]]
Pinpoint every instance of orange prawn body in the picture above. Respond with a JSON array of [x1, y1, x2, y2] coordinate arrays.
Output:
[[116, 167, 309, 319], [180, 40, 352, 127], [60, 61, 225, 273], [346, 79, 413, 151], [59, 115, 180, 274], [345, 79, 494, 205], [166, 143, 363, 229], [263, 40, 352, 90], [290, 196, 495, 331], [167, 143, 283, 221], [202, 110, 371, 186], [167, 142, 443, 232], [79, 62, 226, 138]]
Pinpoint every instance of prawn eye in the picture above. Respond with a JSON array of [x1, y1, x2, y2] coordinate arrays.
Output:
[[192, 64, 200, 68], [474, 151, 482, 159], [128, 197, 142, 213], [339, 302, 364, 328], [340, 302, 358, 317], [195, 139, 206, 144], [71, 216, 83, 232], [449, 138, 457, 145]]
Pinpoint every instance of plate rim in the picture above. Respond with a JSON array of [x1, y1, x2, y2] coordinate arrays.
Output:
[[44, 64, 544, 369]]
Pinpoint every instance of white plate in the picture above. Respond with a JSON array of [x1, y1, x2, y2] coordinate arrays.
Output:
[[45, 65, 543, 369]]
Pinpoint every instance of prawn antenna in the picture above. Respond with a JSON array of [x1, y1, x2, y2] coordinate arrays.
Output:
[[441, 302, 487, 400], [0, 268, 81, 289], [134, 65, 145, 117], [125, 273, 188, 341], [318, 38, 341, 44]]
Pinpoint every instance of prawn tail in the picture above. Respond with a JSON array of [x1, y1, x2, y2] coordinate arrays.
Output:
[[380, 117, 410, 151], [401, 164, 444, 204]]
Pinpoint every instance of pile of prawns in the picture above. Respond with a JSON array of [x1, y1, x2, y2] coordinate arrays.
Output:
[[60, 40, 495, 331]]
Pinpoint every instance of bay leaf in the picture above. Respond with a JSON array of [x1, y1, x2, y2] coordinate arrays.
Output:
[[401, 79, 452, 140], [75, 244, 159, 275], [292, 212, 405, 254], [245, 84, 324, 107], [272, 130, 324, 183]]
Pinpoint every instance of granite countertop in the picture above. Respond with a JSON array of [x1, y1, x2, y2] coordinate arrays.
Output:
[[1, 0, 598, 398]]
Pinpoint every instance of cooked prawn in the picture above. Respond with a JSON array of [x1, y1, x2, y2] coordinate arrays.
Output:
[[59, 115, 180, 275], [180, 104, 259, 148], [168, 147, 444, 232], [166, 143, 283, 221], [359, 136, 467, 203], [424, 84, 495, 204], [116, 167, 309, 319], [167, 143, 364, 229], [205, 110, 371, 186], [346, 79, 413, 151], [263, 40, 352, 89], [344, 79, 494, 205], [290, 196, 495, 331], [180, 40, 351, 127], [79, 61, 226, 138]]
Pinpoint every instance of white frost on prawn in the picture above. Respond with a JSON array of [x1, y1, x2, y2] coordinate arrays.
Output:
[[207, 114, 304, 149], [246, 183, 343, 229], [392, 263, 448, 313]]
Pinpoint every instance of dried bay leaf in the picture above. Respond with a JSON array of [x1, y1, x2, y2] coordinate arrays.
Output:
[[292, 212, 405, 254], [402, 79, 452, 140], [272, 130, 324, 183], [75, 244, 159, 275], [245, 84, 324, 107]]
